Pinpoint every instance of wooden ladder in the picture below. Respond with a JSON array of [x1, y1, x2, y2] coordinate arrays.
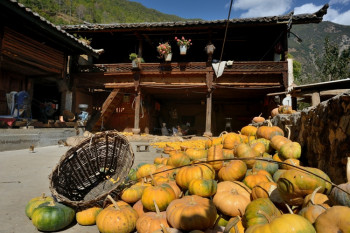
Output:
[[92, 89, 120, 131]]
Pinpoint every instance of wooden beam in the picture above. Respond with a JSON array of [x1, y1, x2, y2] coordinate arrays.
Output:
[[203, 91, 212, 137], [132, 91, 141, 134], [312, 92, 321, 106]]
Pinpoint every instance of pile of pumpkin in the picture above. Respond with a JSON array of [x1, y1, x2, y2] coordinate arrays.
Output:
[[25, 121, 350, 232]]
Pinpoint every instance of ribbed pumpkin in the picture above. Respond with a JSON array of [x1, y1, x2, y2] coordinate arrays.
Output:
[[121, 185, 146, 203], [188, 179, 217, 197], [280, 158, 300, 170], [240, 125, 258, 137], [136, 200, 169, 233], [175, 163, 215, 189], [252, 157, 278, 176], [205, 137, 223, 149], [271, 107, 279, 117], [236, 143, 259, 168], [96, 195, 138, 233], [298, 205, 327, 224], [136, 164, 157, 180], [154, 154, 169, 165], [218, 160, 247, 182], [223, 133, 242, 150], [251, 181, 277, 200], [314, 206, 350, 233], [141, 183, 176, 211], [243, 198, 281, 228], [329, 182, 350, 207], [153, 165, 176, 179], [213, 181, 251, 217], [245, 214, 316, 233], [243, 170, 272, 189], [278, 105, 293, 114], [250, 138, 272, 153], [250, 141, 266, 156], [256, 121, 284, 140], [76, 206, 102, 226], [31, 200, 75, 232], [153, 176, 182, 199], [25, 193, 53, 219], [270, 135, 291, 151], [223, 149, 235, 159], [252, 113, 265, 123], [167, 152, 191, 167], [277, 167, 332, 206], [185, 148, 208, 161], [278, 141, 301, 160], [302, 186, 331, 208], [166, 195, 217, 231], [207, 145, 224, 170]]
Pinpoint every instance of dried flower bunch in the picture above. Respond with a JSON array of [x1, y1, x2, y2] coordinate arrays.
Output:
[[175, 36, 192, 48], [157, 42, 172, 57]]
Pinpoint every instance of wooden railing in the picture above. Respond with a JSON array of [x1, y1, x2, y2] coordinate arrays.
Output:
[[77, 61, 288, 75]]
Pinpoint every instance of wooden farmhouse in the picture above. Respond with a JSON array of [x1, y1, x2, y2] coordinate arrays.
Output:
[[0, 0, 99, 127], [1, 0, 329, 136]]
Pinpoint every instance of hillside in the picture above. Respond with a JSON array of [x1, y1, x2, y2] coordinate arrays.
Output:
[[17, 0, 190, 24], [288, 21, 350, 83]]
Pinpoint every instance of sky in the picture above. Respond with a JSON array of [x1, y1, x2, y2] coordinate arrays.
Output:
[[130, 0, 350, 25]]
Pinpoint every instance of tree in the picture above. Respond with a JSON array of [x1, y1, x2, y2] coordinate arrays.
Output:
[[314, 37, 350, 82]]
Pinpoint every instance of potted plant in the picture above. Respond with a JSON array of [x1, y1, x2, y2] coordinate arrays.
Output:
[[129, 53, 144, 68], [175, 36, 192, 55], [157, 42, 172, 61]]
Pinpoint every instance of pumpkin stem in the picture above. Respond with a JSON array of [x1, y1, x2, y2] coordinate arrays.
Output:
[[41, 193, 46, 199], [160, 223, 169, 233], [257, 210, 272, 223], [48, 200, 55, 206], [284, 203, 294, 214], [224, 216, 241, 233], [285, 125, 291, 140], [310, 186, 322, 205], [106, 195, 120, 210], [266, 174, 274, 183], [266, 119, 272, 127], [230, 188, 239, 195], [153, 199, 161, 215], [150, 173, 156, 186]]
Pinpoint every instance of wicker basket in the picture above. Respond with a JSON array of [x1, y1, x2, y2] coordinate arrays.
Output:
[[49, 131, 134, 209]]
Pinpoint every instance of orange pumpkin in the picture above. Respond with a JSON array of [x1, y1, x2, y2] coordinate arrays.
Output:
[[252, 113, 265, 123], [76, 206, 102, 226], [166, 195, 217, 231], [251, 181, 277, 200], [213, 181, 251, 217], [176, 163, 215, 189], [133, 200, 148, 217], [136, 200, 169, 233], [96, 195, 138, 233], [153, 165, 176, 179], [154, 154, 169, 165], [141, 183, 176, 211], [278, 141, 301, 160], [236, 143, 259, 168], [314, 206, 350, 233], [223, 149, 235, 159], [271, 107, 279, 117], [240, 125, 258, 137], [205, 137, 223, 149], [218, 160, 247, 182], [243, 170, 272, 189], [256, 121, 284, 140], [167, 152, 191, 167], [270, 135, 291, 152], [207, 145, 224, 170], [223, 133, 242, 150]]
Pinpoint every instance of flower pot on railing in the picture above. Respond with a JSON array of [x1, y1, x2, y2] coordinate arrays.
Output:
[[132, 60, 138, 68], [164, 53, 172, 61], [180, 45, 187, 55]]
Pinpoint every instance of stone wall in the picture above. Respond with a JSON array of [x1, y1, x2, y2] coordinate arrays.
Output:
[[271, 91, 350, 184]]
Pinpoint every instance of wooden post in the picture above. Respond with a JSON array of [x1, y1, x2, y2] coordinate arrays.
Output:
[[311, 92, 321, 106], [132, 90, 141, 134], [203, 91, 212, 137]]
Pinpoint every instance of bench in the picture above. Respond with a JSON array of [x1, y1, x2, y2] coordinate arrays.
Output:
[[136, 144, 150, 152]]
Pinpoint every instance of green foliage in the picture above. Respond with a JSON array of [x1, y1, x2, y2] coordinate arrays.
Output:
[[288, 54, 302, 85], [314, 37, 350, 82], [17, 0, 190, 25]]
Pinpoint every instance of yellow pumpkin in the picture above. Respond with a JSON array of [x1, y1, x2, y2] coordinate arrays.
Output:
[[314, 206, 350, 233], [185, 148, 208, 161], [240, 125, 258, 137], [223, 133, 242, 150], [225, 216, 245, 233], [121, 185, 146, 203], [136, 164, 157, 180], [188, 179, 217, 197], [76, 207, 102, 226]]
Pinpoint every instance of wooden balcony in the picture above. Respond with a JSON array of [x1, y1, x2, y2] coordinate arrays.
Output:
[[77, 61, 288, 75]]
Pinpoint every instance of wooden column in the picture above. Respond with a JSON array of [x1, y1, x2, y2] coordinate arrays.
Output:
[[312, 92, 321, 106], [204, 71, 213, 137], [132, 71, 141, 134]]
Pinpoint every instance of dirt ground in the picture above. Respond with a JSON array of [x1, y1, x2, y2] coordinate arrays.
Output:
[[0, 142, 160, 233]]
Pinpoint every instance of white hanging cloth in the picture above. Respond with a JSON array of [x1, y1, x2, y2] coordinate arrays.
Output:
[[212, 61, 227, 78]]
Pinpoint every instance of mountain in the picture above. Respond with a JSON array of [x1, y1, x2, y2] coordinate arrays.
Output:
[[288, 21, 350, 83], [17, 0, 192, 24]]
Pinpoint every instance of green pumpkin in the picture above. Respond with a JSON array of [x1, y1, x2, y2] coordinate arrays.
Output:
[[277, 167, 332, 206], [273, 169, 286, 182], [329, 182, 350, 207], [278, 142, 301, 160], [31, 201, 75, 232], [245, 214, 316, 233], [128, 168, 138, 181], [25, 193, 53, 219], [253, 158, 279, 176], [242, 198, 281, 228]]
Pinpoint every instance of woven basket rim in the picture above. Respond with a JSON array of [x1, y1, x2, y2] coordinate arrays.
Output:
[[49, 130, 134, 208]]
